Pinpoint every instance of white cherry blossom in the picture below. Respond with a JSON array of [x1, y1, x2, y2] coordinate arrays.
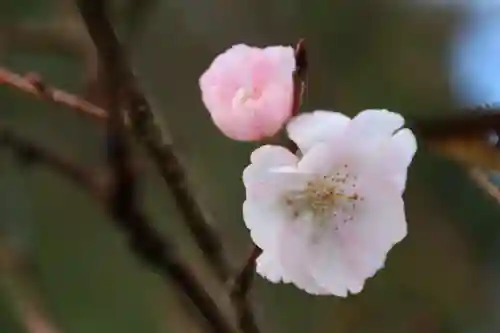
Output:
[[242, 109, 417, 296]]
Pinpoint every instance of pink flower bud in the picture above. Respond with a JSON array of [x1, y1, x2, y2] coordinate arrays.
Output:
[[199, 44, 295, 141]]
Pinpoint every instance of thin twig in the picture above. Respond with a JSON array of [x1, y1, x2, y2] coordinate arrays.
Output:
[[0, 67, 107, 121], [291, 38, 307, 119], [75, 0, 230, 284], [5, 63, 500, 142], [230, 246, 262, 333], [0, 243, 64, 333], [0, 125, 101, 197], [469, 168, 500, 205], [76, 1, 235, 333], [0, 119, 234, 333]]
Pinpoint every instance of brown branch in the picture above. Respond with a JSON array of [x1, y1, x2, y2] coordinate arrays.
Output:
[[74, 0, 230, 285], [76, 1, 235, 333], [0, 243, 65, 333], [229, 246, 262, 333], [291, 38, 307, 119], [0, 119, 234, 333], [0, 125, 101, 196], [410, 109, 500, 141], [469, 168, 500, 205], [0, 67, 107, 122]]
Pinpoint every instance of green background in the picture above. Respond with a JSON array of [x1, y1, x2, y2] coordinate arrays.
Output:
[[1, 1, 499, 332]]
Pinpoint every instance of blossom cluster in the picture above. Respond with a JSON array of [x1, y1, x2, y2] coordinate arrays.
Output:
[[199, 44, 417, 296]]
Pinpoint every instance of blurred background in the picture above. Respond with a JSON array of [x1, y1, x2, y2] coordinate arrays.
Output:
[[1, 0, 500, 332]]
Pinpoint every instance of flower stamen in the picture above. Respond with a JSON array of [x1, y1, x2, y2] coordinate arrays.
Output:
[[284, 165, 363, 227]]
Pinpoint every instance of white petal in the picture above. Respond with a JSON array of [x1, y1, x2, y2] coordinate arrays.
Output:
[[244, 166, 307, 202], [257, 248, 330, 295], [308, 231, 353, 297], [309, 170, 406, 295], [243, 168, 309, 252], [390, 128, 417, 169], [362, 128, 417, 193], [256, 251, 283, 283], [276, 213, 332, 295], [385, 128, 417, 192], [244, 145, 297, 184], [287, 110, 350, 153], [350, 109, 405, 135], [348, 109, 404, 142], [242, 146, 310, 252], [297, 138, 353, 175], [242, 198, 287, 251], [243, 145, 300, 200], [335, 221, 387, 286], [250, 145, 297, 165], [348, 174, 407, 258], [244, 146, 297, 186]]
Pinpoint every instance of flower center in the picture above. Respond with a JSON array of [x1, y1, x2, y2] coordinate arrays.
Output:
[[284, 164, 363, 227], [233, 86, 262, 108]]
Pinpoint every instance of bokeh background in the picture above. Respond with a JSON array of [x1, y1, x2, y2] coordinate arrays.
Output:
[[1, 0, 500, 332]]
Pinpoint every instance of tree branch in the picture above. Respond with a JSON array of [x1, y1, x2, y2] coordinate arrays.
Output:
[[0, 243, 65, 333], [410, 108, 500, 140], [74, 0, 231, 285], [0, 125, 101, 197], [0, 119, 234, 333], [76, 1, 235, 333], [0, 68, 107, 122]]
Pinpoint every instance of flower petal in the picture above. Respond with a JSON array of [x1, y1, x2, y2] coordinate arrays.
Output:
[[243, 146, 307, 251], [348, 174, 407, 257], [243, 198, 287, 251], [243, 145, 298, 187], [276, 212, 332, 295], [287, 110, 351, 153], [262, 46, 296, 80], [308, 228, 353, 297], [309, 168, 406, 295], [366, 128, 417, 193], [348, 109, 404, 142], [250, 144, 297, 167], [199, 44, 295, 141], [390, 128, 417, 169], [256, 251, 283, 283], [384, 128, 417, 192]]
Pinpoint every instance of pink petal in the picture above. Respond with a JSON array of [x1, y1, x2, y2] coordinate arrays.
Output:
[[199, 44, 295, 141]]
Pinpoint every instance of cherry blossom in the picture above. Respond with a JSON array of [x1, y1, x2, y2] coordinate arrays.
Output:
[[242, 109, 417, 296], [199, 44, 295, 141]]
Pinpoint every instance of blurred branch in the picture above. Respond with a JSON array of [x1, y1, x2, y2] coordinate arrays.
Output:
[[230, 246, 262, 333], [74, 0, 230, 285], [0, 119, 233, 333], [0, 61, 236, 331], [0, 125, 101, 197], [0, 68, 107, 121], [76, 1, 235, 333], [469, 168, 500, 205], [412, 109, 500, 172], [411, 110, 500, 140], [0, 243, 64, 333]]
